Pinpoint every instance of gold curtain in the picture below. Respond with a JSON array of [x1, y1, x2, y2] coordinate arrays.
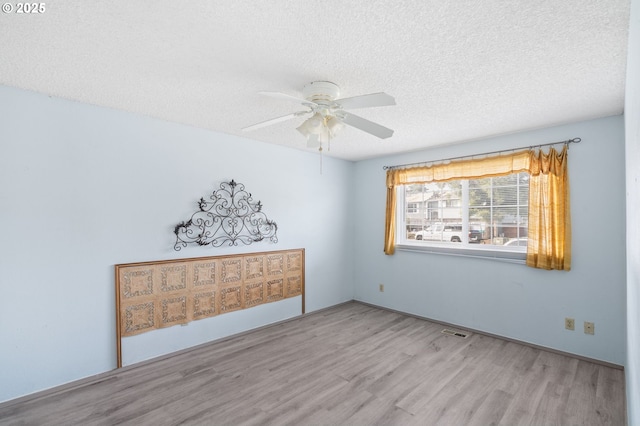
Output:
[[526, 146, 571, 270], [384, 146, 571, 271]]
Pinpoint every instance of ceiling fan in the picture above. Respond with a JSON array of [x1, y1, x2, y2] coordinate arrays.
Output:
[[242, 81, 395, 149]]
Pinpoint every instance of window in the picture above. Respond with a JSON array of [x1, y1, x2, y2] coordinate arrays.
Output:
[[384, 145, 570, 270], [398, 172, 529, 253]]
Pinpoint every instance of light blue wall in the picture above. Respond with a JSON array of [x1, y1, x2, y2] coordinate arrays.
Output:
[[0, 86, 355, 402], [625, 0, 640, 422], [353, 116, 627, 366]]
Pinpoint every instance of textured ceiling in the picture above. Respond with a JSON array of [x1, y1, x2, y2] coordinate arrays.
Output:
[[0, 1, 630, 160]]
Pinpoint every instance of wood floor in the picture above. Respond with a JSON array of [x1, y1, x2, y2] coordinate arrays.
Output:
[[0, 302, 626, 425]]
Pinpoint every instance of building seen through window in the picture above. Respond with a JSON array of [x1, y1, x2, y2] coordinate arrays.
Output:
[[401, 172, 528, 249]]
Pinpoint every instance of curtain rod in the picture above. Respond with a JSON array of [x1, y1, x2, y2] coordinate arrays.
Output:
[[382, 137, 581, 170]]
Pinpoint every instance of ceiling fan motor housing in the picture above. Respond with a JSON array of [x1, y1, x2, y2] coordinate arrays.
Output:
[[303, 81, 340, 103]]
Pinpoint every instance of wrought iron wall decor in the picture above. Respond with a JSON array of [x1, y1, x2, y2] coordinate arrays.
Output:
[[174, 179, 278, 250]]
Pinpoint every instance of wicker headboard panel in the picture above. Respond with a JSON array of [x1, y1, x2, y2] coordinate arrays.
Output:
[[115, 248, 304, 367]]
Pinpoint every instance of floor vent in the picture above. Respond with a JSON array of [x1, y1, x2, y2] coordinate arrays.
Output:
[[441, 329, 469, 338]]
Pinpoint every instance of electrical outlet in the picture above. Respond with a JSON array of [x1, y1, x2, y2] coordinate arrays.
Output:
[[565, 317, 575, 331], [584, 321, 595, 335], [379, 284, 384, 292]]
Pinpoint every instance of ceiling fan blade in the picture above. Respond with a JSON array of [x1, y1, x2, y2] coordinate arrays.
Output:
[[242, 111, 309, 132], [338, 111, 394, 139], [335, 92, 396, 110], [258, 91, 317, 107]]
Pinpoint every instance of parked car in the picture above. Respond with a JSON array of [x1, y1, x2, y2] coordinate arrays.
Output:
[[504, 238, 528, 247], [414, 223, 485, 243], [468, 227, 484, 243]]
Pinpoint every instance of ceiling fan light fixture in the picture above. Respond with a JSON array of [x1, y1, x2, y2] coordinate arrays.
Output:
[[306, 134, 321, 148], [296, 120, 313, 138], [297, 113, 325, 137], [326, 116, 344, 138], [306, 113, 325, 132], [296, 122, 311, 138], [319, 128, 330, 144]]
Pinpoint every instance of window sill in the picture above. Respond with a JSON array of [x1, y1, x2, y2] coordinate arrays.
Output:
[[395, 242, 526, 264]]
